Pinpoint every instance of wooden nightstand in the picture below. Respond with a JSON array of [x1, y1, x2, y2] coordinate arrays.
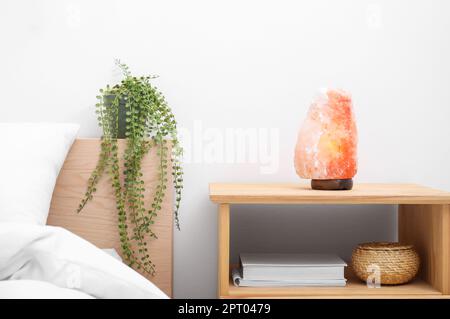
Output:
[[209, 183, 450, 299]]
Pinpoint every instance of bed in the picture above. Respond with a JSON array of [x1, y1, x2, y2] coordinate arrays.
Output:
[[0, 127, 173, 299], [47, 139, 173, 297]]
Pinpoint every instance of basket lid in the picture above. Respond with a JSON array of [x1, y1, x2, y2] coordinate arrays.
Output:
[[356, 242, 414, 251]]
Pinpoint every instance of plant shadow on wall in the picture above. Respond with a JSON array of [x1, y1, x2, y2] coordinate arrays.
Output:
[[77, 60, 183, 276]]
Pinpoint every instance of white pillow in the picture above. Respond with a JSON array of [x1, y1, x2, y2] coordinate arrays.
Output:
[[0, 123, 79, 225]]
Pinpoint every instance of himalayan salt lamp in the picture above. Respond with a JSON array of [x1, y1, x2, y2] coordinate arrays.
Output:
[[294, 88, 357, 190]]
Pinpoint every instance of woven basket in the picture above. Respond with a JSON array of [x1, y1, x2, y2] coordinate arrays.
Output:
[[351, 242, 420, 285]]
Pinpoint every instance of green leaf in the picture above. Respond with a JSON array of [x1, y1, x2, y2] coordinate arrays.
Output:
[[78, 59, 183, 277]]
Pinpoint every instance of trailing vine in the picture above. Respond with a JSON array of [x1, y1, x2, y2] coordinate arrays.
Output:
[[78, 60, 183, 276]]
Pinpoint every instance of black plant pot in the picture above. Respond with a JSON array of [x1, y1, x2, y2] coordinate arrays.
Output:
[[103, 94, 127, 139]]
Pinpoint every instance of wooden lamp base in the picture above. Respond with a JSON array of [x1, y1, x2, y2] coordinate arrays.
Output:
[[311, 178, 353, 190]]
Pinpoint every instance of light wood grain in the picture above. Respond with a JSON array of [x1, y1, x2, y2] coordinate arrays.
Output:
[[399, 204, 450, 294], [209, 183, 450, 204], [218, 204, 230, 297], [47, 139, 173, 297], [225, 266, 443, 299], [212, 183, 450, 298]]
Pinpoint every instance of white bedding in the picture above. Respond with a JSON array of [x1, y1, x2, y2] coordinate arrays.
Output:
[[0, 123, 79, 225], [0, 280, 94, 299], [0, 223, 169, 299]]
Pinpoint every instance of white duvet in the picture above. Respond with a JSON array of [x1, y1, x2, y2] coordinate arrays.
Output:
[[0, 280, 94, 299], [0, 223, 169, 299]]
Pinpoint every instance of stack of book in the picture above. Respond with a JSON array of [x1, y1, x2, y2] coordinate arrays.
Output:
[[232, 253, 347, 287]]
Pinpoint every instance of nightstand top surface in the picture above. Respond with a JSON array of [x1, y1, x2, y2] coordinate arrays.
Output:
[[209, 183, 450, 204]]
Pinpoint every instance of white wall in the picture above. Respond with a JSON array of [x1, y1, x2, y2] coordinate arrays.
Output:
[[1, 0, 449, 298]]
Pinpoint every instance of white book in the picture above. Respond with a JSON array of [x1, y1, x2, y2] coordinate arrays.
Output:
[[240, 253, 347, 281], [232, 268, 347, 287]]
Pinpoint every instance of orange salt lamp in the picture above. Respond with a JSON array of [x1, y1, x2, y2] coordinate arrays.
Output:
[[294, 88, 357, 190]]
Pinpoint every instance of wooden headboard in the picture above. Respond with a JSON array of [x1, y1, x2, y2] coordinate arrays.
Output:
[[46, 139, 173, 297]]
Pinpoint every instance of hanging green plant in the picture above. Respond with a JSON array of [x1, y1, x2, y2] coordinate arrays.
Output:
[[77, 60, 183, 276]]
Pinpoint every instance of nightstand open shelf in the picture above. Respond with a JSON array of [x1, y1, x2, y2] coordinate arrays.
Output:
[[209, 183, 450, 299], [225, 266, 441, 299]]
